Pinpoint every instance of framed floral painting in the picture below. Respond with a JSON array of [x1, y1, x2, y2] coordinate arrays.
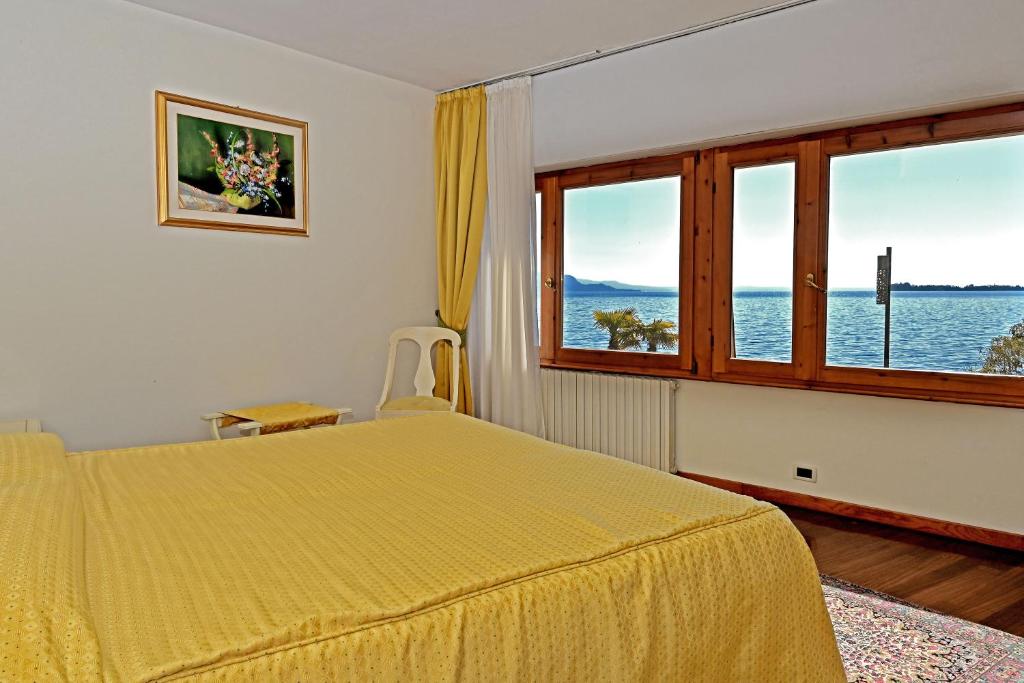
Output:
[[156, 91, 308, 236]]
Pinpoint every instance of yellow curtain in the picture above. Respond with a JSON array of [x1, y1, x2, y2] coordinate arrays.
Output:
[[433, 86, 487, 415]]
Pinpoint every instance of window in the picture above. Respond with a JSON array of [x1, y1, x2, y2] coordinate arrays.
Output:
[[812, 107, 1024, 405], [825, 135, 1024, 375], [731, 162, 796, 362], [537, 103, 1024, 407], [535, 191, 542, 332], [710, 141, 818, 381], [563, 177, 680, 352], [536, 156, 694, 374]]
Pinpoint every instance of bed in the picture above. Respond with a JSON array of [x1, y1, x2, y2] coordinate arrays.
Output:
[[0, 413, 844, 682]]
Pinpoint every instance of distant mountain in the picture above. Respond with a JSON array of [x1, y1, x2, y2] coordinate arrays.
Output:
[[567, 275, 678, 295], [891, 282, 1024, 292], [564, 275, 642, 294]]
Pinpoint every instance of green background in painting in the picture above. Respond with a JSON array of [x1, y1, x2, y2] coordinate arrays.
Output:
[[176, 113, 296, 217]]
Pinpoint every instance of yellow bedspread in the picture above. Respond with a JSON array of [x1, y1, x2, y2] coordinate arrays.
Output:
[[0, 414, 844, 682]]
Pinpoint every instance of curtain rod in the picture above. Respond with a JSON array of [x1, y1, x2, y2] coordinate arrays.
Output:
[[439, 0, 819, 93]]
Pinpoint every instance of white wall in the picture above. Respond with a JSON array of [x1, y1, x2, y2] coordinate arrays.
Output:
[[0, 0, 435, 450], [533, 0, 1024, 532], [534, 0, 1024, 169], [678, 382, 1024, 533]]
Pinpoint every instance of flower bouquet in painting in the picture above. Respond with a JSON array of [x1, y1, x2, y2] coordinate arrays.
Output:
[[200, 128, 288, 212], [173, 113, 296, 219]]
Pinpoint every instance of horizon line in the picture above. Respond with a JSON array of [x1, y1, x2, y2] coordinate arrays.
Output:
[[566, 277, 1024, 291]]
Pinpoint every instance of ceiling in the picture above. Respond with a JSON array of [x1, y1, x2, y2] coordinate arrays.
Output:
[[125, 0, 790, 91]]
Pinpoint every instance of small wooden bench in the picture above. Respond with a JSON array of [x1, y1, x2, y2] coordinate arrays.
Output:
[[201, 402, 352, 439]]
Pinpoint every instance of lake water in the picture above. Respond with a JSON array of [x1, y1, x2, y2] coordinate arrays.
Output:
[[563, 290, 1024, 372]]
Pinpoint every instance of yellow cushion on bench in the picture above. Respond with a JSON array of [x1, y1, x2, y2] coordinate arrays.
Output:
[[380, 396, 452, 412], [221, 402, 339, 434]]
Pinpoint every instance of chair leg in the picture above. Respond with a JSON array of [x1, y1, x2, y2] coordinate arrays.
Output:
[[238, 422, 262, 437], [202, 413, 227, 440]]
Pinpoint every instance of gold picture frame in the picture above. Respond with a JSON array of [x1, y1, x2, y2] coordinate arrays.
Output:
[[156, 91, 309, 236]]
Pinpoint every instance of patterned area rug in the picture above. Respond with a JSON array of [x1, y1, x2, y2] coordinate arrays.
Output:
[[822, 576, 1024, 682]]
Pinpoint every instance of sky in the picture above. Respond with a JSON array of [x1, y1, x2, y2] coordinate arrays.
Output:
[[733, 163, 795, 289], [825, 134, 1024, 289], [559, 134, 1024, 290], [562, 176, 680, 288]]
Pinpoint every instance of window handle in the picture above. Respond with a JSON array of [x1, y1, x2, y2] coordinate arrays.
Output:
[[804, 273, 827, 293], [544, 277, 556, 289]]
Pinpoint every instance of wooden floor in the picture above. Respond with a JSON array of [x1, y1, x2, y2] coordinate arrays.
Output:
[[783, 506, 1024, 637]]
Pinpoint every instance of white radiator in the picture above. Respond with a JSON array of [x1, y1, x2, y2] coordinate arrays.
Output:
[[540, 369, 676, 472]]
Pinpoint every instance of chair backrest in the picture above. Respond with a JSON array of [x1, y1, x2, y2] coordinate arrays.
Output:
[[377, 326, 462, 412]]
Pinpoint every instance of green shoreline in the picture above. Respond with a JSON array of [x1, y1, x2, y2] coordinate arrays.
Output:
[[891, 283, 1024, 292]]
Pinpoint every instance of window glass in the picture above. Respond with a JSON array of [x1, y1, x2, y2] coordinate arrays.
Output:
[[732, 162, 796, 362], [562, 177, 680, 353], [536, 191, 542, 335], [827, 135, 1024, 375]]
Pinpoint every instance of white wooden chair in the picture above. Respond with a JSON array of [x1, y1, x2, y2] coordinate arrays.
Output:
[[376, 327, 461, 419]]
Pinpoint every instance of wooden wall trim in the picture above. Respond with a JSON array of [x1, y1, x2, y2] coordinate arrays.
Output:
[[678, 472, 1024, 552]]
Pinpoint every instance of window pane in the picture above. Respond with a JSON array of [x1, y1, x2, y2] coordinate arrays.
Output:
[[732, 162, 795, 362], [826, 135, 1024, 375], [562, 177, 680, 353], [536, 191, 542, 336]]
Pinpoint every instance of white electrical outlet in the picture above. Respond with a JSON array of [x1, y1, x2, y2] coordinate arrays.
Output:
[[793, 464, 817, 483]]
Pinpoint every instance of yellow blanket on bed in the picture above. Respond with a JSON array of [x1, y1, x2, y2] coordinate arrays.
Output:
[[0, 414, 844, 682]]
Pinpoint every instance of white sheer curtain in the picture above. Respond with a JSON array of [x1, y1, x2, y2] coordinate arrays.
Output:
[[469, 77, 545, 437]]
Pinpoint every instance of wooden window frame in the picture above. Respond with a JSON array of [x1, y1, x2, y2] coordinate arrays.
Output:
[[536, 154, 696, 377], [536, 102, 1024, 409], [810, 106, 1024, 407], [710, 140, 821, 383]]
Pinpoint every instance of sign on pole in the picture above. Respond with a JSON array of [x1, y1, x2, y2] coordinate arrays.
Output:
[[876, 247, 893, 367]]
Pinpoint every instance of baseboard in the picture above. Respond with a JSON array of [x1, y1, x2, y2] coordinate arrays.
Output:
[[678, 472, 1023, 552]]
